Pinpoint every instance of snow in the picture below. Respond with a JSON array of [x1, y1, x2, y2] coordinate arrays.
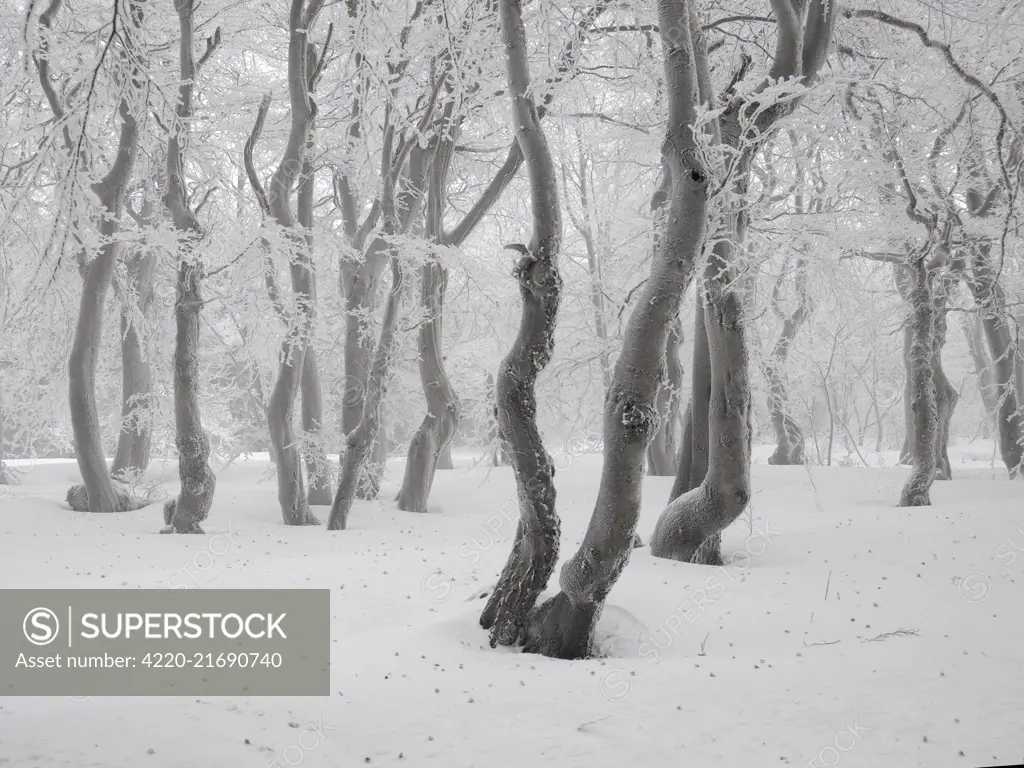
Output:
[[1, 443, 1022, 767]]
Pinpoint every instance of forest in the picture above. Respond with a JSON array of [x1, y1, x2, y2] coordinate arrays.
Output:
[[0, 0, 1022, 765]]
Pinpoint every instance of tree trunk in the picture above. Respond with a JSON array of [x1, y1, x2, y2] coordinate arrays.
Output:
[[647, 318, 682, 474], [328, 259, 406, 529], [968, 244, 1024, 475], [161, 0, 218, 534], [478, 0, 563, 649], [962, 313, 997, 438], [765, 258, 810, 465], [650, 239, 752, 565], [397, 261, 460, 512], [670, 290, 711, 500], [0, 396, 9, 485], [931, 276, 957, 480], [298, 143, 332, 506], [265, 0, 327, 526], [66, 1, 147, 513], [517, 1, 708, 659], [111, 246, 155, 479], [899, 256, 939, 507], [437, 440, 454, 469]]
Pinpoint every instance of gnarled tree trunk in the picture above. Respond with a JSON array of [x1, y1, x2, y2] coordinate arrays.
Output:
[[516, 1, 707, 659], [161, 0, 219, 534], [478, 0, 563, 648]]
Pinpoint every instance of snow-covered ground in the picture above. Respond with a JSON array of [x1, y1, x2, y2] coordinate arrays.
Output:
[[1, 442, 1021, 767]]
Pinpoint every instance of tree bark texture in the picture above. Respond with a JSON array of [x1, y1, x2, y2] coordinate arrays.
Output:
[[265, 0, 327, 526], [898, 255, 939, 507], [765, 258, 811, 465], [64, 0, 148, 513], [652, 0, 835, 562], [515, 0, 708, 659], [161, 0, 219, 534], [478, 0, 564, 649]]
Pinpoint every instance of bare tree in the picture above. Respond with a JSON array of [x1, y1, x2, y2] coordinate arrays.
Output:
[[33, 0, 151, 512], [477, 0, 563, 648], [265, 0, 328, 526], [652, 0, 835, 563], [507, 0, 709, 658], [161, 0, 221, 533]]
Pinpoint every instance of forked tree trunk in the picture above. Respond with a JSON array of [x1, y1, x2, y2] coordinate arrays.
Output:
[[161, 0, 219, 534], [111, 246, 156, 479], [478, 0, 563, 649], [65, 0, 148, 513], [765, 258, 811, 465], [514, 1, 708, 659], [327, 259, 405, 530], [899, 255, 939, 506], [396, 261, 459, 512]]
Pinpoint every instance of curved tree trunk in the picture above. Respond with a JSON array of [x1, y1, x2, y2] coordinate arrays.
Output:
[[765, 258, 811, 465], [478, 0, 563, 648], [65, 0, 148, 513], [161, 0, 219, 534], [650, 0, 835, 562], [517, 1, 708, 659], [265, 0, 328, 526], [111, 246, 156, 479], [396, 261, 459, 512], [931, 275, 958, 480]]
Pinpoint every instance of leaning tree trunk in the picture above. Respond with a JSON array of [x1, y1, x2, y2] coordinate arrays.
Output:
[[396, 260, 460, 512], [161, 0, 219, 534], [899, 255, 939, 507], [515, 1, 708, 659], [111, 245, 156, 479], [765, 258, 811, 465], [478, 0, 563, 649], [65, 2, 148, 513]]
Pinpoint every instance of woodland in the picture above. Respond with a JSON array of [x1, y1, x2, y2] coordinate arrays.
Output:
[[1, 0, 1022, 664]]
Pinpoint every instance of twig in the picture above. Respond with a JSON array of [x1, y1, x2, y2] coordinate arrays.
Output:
[[863, 628, 919, 642]]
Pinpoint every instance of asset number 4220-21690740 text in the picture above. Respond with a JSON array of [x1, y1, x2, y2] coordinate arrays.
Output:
[[140, 652, 283, 668]]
